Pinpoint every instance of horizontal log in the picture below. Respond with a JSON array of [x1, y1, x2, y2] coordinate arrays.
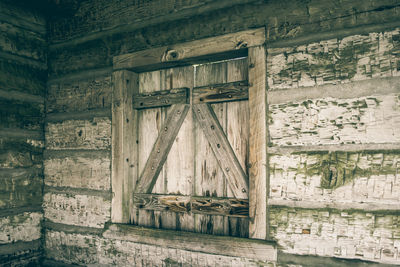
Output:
[[114, 28, 264, 71], [45, 117, 111, 150], [133, 193, 248, 218], [0, 99, 43, 131], [0, 212, 42, 244], [44, 151, 110, 191], [193, 81, 248, 104], [269, 94, 400, 146], [43, 192, 110, 228], [0, 21, 46, 62], [0, 167, 42, 209], [103, 224, 277, 262], [47, 75, 112, 113], [133, 87, 188, 109], [0, 59, 46, 96], [0, 240, 42, 266]]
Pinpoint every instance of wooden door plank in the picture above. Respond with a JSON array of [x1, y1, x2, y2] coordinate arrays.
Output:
[[194, 62, 227, 235], [248, 45, 268, 240], [132, 193, 248, 218], [111, 70, 139, 223], [135, 104, 190, 194], [226, 58, 250, 237], [132, 87, 188, 109], [138, 70, 164, 228], [193, 103, 248, 199], [163, 66, 195, 232], [192, 81, 248, 104], [114, 28, 265, 70]]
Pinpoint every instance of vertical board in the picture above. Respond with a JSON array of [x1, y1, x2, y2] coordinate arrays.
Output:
[[164, 66, 195, 232], [248, 46, 268, 239], [138, 70, 163, 227], [194, 61, 227, 235], [112, 70, 139, 223], [226, 58, 250, 237]]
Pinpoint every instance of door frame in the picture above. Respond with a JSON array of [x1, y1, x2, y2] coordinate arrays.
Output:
[[111, 27, 268, 240]]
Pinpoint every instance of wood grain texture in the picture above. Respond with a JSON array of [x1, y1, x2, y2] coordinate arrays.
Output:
[[134, 104, 190, 194], [192, 81, 248, 104], [47, 75, 112, 113], [113, 28, 265, 70], [193, 104, 248, 199], [162, 66, 195, 231], [226, 58, 250, 237], [248, 45, 268, 239], [132, 193, 248, 217], [133, 87, 188, 109], [104, 224, 277, 262], [194, 61, 228, 235], [111, 70, 139, 223]]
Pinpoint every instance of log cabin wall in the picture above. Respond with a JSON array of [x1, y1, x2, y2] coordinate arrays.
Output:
[[0, 0, 46, 265], [43, 0, 400, 266]]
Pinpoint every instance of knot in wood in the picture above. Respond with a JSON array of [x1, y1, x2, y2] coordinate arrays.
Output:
[[235, 40, 248, 49], [162, 49, 179, 62]]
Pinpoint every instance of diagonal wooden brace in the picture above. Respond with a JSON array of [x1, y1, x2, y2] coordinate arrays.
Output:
[[134, 104, 190, 193], [193, 103, 248, 199]]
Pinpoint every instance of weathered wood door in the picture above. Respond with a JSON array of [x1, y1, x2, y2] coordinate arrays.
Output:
[[131, 58, 250, 237]]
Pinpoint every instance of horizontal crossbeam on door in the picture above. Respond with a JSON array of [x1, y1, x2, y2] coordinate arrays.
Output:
[[132, 193, 249, 217], [132, 81, 249, 110], [132, 87, 189, 109], [193, 80, 248, 104]]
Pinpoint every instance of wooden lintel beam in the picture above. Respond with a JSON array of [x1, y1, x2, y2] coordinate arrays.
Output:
[[114, 28, 265, 70], [134, 104, 189, 194], [133, 87, 188, 109], [132, 193, 249, 218], [192, 81, 248, 104], [193, 103, 248, 199]]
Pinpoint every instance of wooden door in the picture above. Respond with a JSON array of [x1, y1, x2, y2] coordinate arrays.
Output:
[[131, 58, 250, 237]]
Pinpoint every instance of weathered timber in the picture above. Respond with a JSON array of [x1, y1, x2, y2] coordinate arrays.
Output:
[[248, 45, 268, 239], [194, 61, 228, 236], [113, 28, 265, 71], [0, 21, 46, 62], [193, 103, 248, 199], [43, 192, 110, 228], [48, 1, 400, 76], [135, 104, 190, 194], [225, 58, 250, 238], [0, 167, 42, 209], [0, 240, 42, 266], [132, 193, 249, 217], [0, 212, 42, 244], [103, 224, 277, 262], [111, 70, 139, 223], [269, 94, 400, 146], [48, 0, 259, 46], [44, 150, 110, 191], [192, 81, 248, 104], [268, 76, 400, 105], [0, 59, 46, 96], [46, 117, 111, 150], [0, 99, 43, 131], [191, 196, 248, 217], [133, 87, 188, 109], [47, 75, 112, 113]]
